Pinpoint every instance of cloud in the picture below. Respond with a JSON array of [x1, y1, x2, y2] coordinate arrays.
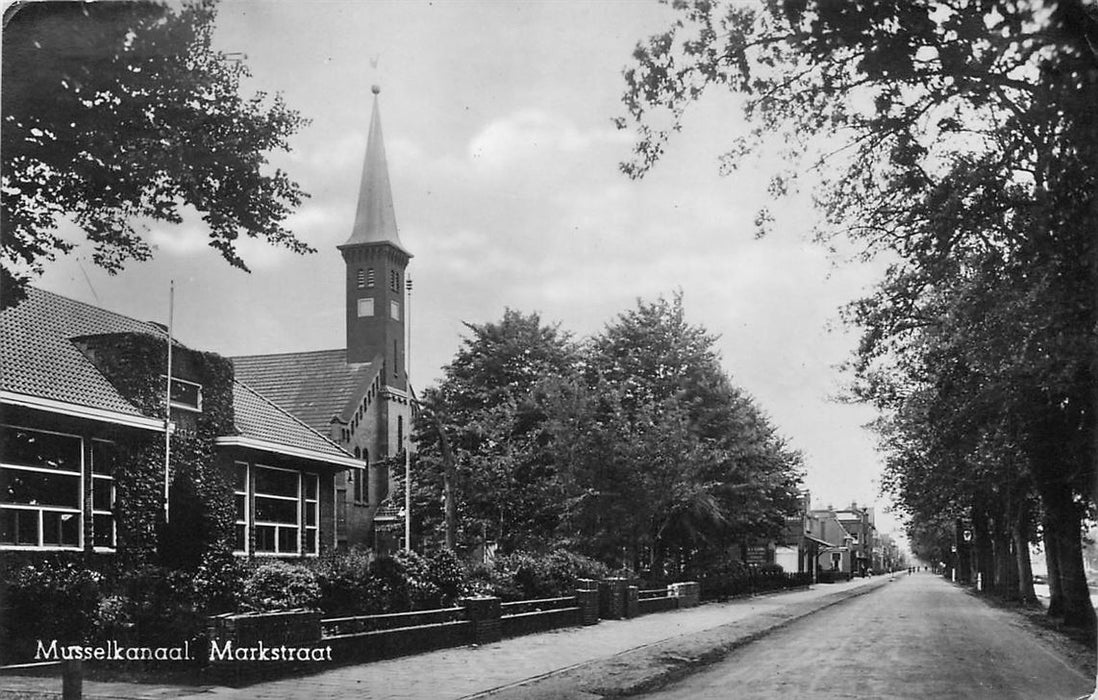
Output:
[[467, 110, 628, 172]]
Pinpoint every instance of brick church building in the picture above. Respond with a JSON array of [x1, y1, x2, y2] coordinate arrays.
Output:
[[232, 86, 414, 552]]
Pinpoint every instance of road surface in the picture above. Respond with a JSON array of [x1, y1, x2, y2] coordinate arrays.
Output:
[[641, 571, 1093, 699]]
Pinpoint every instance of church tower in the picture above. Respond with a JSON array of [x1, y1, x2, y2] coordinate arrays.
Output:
[[339, 85, 411, 393]]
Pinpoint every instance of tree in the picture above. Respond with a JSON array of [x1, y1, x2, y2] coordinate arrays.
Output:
[[619, 0, 1096, 628], [2, 0, 312, 307], [582, 294, 803, 572], [411, 309, 580, 553]]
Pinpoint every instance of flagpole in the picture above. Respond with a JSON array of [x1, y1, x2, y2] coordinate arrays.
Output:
[[404, 274, 412, 552], [164, 281, 174, 524]]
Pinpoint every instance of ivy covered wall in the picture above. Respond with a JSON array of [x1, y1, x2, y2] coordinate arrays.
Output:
[[74, 333, 236, 571]]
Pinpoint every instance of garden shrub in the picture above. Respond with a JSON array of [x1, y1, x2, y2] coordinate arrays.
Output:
[[240, 561, 320, 612], [106, 565, 203, 653], [192, 549, 249, 614], [422, 547, 468, 606], [0, 559, 103, 663], [473, 549, 609, 601], [311, 548, 373, 616]]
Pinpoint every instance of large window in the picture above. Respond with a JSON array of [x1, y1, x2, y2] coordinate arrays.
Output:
[[235, 463, 319, 557], [0, 426, 83, 549]]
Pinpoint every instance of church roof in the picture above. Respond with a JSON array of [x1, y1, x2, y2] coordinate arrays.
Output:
[[231, 349, 378, 434], [341, 87, 410, 256]]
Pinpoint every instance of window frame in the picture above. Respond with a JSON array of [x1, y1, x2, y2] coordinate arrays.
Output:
[[236, 462, 320, 558], [90, 438, 117, 551], [0, 424, 85, 551]]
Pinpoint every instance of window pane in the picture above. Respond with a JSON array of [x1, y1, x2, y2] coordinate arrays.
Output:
[[255, 497, 297, 524], [277, 527, 299, 553], [234, 524, 246, 552], [93, 514, 114, 548], [234, 494, 246, 521], [304, 475, 318, 500], [0, 508, 40, 546], [2, 428, 80, 472], [254, 467, 298, 498], [1, 470, 80, 508], [255, 525, 276, 552], [169, 379, 201, 409], [93, 478, 113, 511], [305, 504, 317, 527], [304, 528, 317, 554], [234, 463, 248, 491], [42, 511, 79, 547], [91, 441, 117, 475]]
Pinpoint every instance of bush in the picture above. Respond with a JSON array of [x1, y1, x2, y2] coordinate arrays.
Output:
[[472, 549, 609, 601], [422, 547, 467, 606], [192, 550, 248, 614], [0, 559, 103, 663], [240, 562, 320, 612], [311, 548, 374, 616], [105, 566, 203, 653]]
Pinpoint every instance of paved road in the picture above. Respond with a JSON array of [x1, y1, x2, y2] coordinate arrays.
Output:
[[640, 572, 1094, 700]]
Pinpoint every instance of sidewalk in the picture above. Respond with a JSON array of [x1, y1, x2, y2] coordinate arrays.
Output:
[[0, 576, 890, 700]]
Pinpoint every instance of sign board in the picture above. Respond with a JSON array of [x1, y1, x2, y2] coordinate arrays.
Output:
[[745, 546, 769, 564]]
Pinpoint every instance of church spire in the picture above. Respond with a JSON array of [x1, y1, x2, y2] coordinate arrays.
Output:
[[343, 85, 408, 254]]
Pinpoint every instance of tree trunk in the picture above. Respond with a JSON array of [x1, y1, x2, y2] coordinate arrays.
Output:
[[437, 423, 457, 551], [973, 506, 994, 593], [1012, 500, 1037, 604], [1044, 516, 1065, 617], [1043, 486, 1096, 629]]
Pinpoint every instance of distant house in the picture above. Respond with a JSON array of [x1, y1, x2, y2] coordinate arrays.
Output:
[[1, 88, 413, 556]]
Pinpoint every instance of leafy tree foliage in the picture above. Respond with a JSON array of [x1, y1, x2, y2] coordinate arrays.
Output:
[[2, 0, 312, 306], [618, 0, 1096, 626], [413, 297, 803, 577], [412, 310, 580, 552]]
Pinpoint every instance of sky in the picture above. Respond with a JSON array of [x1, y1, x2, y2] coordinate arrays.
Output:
[[32, 1, 902, 539]]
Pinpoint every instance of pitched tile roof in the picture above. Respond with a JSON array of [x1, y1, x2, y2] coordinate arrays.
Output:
[[3, 288, 355, 466], [231, 350, 377, 433], [1, 287, 160, 418], [230, 380, 356, 465]]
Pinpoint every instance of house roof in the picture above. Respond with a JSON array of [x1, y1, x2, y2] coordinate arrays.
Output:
[[1, 287, 164, 426], [231, 349, 377, 433], [2, 287, 357, 467], [221, 381, 361, 468]]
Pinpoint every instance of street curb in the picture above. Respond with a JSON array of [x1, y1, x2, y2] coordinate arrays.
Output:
[[471, 577, 893, 699]]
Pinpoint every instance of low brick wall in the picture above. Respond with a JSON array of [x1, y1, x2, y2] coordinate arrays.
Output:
[[599, 578, 629, 619], [205, 577, 706, 685], [625, 585, 639, 618], [326, 619, 473, 663], [637, 596, 678, 615], [669, 581, 700, 608], [576, 589, 599, 626], [464, 596, 502, 644], [205, 610, 328, 685], [322, 608, 465, 637]]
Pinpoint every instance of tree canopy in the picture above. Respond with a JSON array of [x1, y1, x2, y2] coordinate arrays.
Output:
[[412, 297, 803, 576], [618, 0, 1096, 626], [2, 0, 312, 306]]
